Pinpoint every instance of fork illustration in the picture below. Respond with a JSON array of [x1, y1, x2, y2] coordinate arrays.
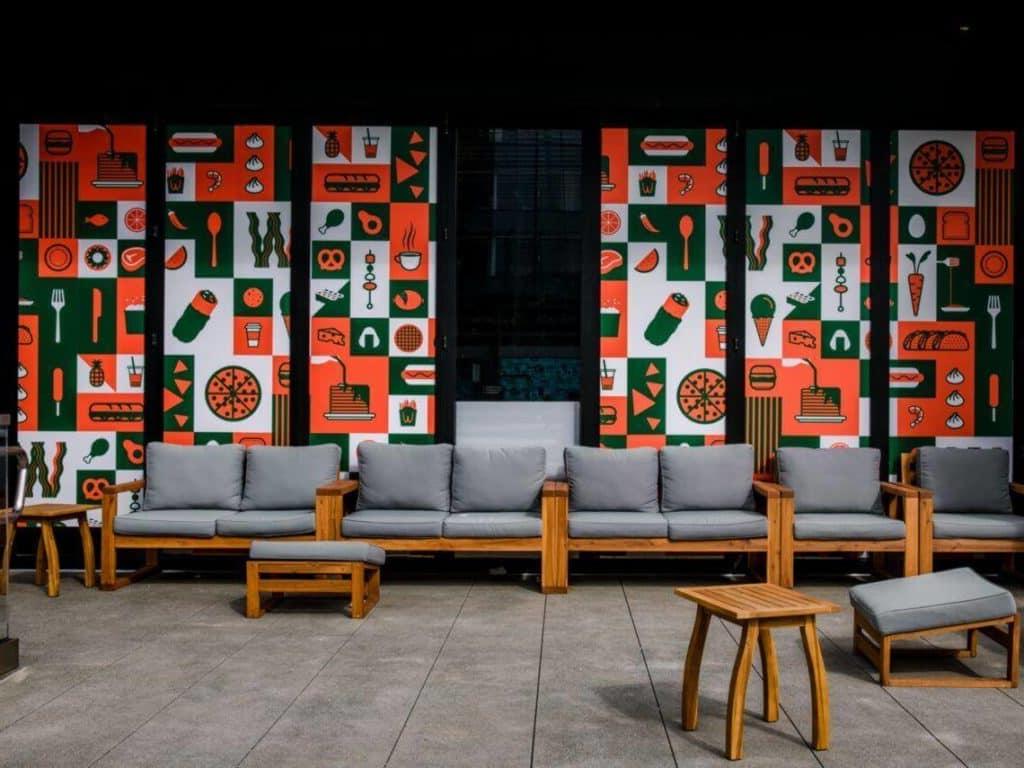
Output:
[[987, 295, 1001, 350], [51, 288, 65, 343]]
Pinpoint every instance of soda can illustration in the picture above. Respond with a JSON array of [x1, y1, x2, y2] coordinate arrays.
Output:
[[644, 293, 689, 346], [173, 290, 218, 342]]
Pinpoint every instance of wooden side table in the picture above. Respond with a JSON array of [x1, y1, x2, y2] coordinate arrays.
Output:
[[676, 583, 840, 760], [3, 504, 98, 598]]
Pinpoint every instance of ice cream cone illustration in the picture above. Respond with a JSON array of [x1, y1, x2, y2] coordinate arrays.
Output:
[[279, 292, 291, 334], [750, 294, 776, 347]]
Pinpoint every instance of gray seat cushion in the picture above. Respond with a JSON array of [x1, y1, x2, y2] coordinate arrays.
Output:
[[250, 540, 385, 565], [565, 446, 659, 513], [849, 567, 1018, 635], [918, 447, 1012, 514], [241, 445, 341, 510], [568, 511, 667, 538], [114, 509, 231, 538], [933, 512, 1024, 539], [143, 442, 245, 511], [794, 513, 905, 540], [443, 512, 541, 538], [777, 447, 881, 514], [664, 510, 767, 541], [216, 510, 315, 537], [660, 445, 755, 512], [356, 442, 452, 512], [342, 509, 448, 538], [451, 446, 546, 513]]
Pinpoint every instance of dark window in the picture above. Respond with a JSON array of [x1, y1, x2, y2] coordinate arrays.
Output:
[[456, 128, 583, 400]]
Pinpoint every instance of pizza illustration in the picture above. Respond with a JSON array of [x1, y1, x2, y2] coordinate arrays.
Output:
[[677, 368, 726, 424], [205, 365, 262, 421], [909, 140, 965, 196]]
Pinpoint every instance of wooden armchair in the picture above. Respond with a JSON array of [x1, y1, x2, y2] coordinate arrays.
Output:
[[775, 448, 919, 588], [901, 447, 1023, 573]]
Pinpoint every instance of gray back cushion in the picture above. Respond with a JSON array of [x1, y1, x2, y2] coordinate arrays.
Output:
[[241, 445, 341, 510], [451, 446, 546, 512], [565, 446, 659, 513], [918, 447, 1011, 513], [660, 444, 754, 511], [356, 442, 453, 512], [777, 447, 881, 514], [144, 442, 245, 511]]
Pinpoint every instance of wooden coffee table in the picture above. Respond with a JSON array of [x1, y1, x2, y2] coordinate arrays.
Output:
[[4, 504, 98, 597], [676, 583, 840, 760]]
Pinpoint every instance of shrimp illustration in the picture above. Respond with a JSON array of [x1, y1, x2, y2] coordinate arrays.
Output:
[[908, 404, 924, 429], [206, 170, 223, 193]]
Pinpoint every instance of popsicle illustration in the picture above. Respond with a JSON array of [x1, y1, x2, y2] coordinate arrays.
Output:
[[173, 290, 218, 342], [751, 294, 776, 346], [53, 367, 64, 416], [990, 373, 1000, 422], [758, 141, 771, 191], [644, 293, 689, 346]]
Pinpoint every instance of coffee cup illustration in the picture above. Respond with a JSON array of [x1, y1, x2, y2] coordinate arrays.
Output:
[[245, 322, 263, 348], [395, 251, 421, 271]]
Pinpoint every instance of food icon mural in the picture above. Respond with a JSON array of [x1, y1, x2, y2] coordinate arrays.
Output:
[[17, 124, 147, 514], [163, 126, 292, 447], [309, 126, 437, 470], [889, 130, 1014, 472], [599, 128, 728, 447], [744, 129, 869, 476]]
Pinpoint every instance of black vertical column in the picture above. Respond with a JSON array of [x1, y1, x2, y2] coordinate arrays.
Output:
[[724, 121, 747, 445], [434, 120, 458, 444], [869, 127, 891, 478], [1013, 127, 1024, 480], [579, 124, 601, 447], [143, 118, 165, 447], [289, 122, 312, 446], [5, 121, 19, 447]]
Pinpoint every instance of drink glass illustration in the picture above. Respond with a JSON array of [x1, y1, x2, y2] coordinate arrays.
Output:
[[832, 131, 849, 161], [245, 322, 263, 348], [363, 130, 379, 158], [600, 360, 616, 391], [717, 324, 728, 350]]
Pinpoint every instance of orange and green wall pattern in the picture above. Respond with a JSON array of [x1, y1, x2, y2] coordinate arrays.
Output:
[[889, 131, 1015, 472], [17, 124, 147, 515], [162, 125, 293, 449], [599, 127, 728, 449], [308, 126, 437, 471]]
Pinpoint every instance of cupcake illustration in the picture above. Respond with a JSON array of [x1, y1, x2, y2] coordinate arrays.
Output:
[[751, 294, 776, 347]]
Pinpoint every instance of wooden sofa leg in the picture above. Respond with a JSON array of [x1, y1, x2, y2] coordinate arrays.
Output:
[[541, 485, 568, 594], [350, 564, 365, 619], [245, 561, 263, 618]]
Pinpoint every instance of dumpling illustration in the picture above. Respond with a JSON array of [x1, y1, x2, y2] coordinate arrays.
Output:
[[945, 390, 965, 407], [245, 154, 264, 171], [945, 412, 965, 430], [945, 368, 965, 385], [245, 177, 265, 194], [245, 132, 265, 149]]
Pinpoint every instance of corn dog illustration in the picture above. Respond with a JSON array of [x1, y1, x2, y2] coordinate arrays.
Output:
[[758, 141, 771, 191], [53, 367, 64, 416], [990, 373, 1000, 422]]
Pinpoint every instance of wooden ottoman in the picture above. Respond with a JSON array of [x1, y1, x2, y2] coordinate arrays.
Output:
[[246, 541, 385, 619], [851, 567, 1020, 687]]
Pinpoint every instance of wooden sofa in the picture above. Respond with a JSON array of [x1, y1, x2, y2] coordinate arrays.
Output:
[[775, 447, 919, 588], [546, 445, 785, 590], [334, 443, 567, 594], [901, 446, 1023, 573], [101, 442, 345, 590]]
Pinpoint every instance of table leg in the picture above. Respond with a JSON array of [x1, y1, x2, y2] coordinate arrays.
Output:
[[78, 514, 96, 588], [40, 522, 60, 597], [800, 616, 830, 750], [726, 620, 759, 760], [759, 628, 779, 723], [34, 533, 46, 586], [1, 522, 15, 595], [681, 605, 711, 730]]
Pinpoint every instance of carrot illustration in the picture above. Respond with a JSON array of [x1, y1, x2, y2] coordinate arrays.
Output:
[[905, 250, 930, 317]]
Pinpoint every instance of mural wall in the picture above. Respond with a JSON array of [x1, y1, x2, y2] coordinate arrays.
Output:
[[17, 124, 147, 514], [163, 125, 292, 447], [309, 126, 437, 471], [599, 128, 728, 448], [744, 129, 870, 476], [889, 130, 1015, 473]]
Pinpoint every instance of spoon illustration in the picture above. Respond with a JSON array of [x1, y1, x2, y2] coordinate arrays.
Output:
[[207, 212, 222, 269], [679, 215, 694, 271]]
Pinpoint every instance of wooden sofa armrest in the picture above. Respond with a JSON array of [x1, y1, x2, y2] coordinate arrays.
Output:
[[315, 478, 358, 541], [880, 481, 918, 499], [542, 480, 569, 498], [1011, 483, 1024, 498], [752, 481, 793, 499], [101, 479, 145, 497]]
